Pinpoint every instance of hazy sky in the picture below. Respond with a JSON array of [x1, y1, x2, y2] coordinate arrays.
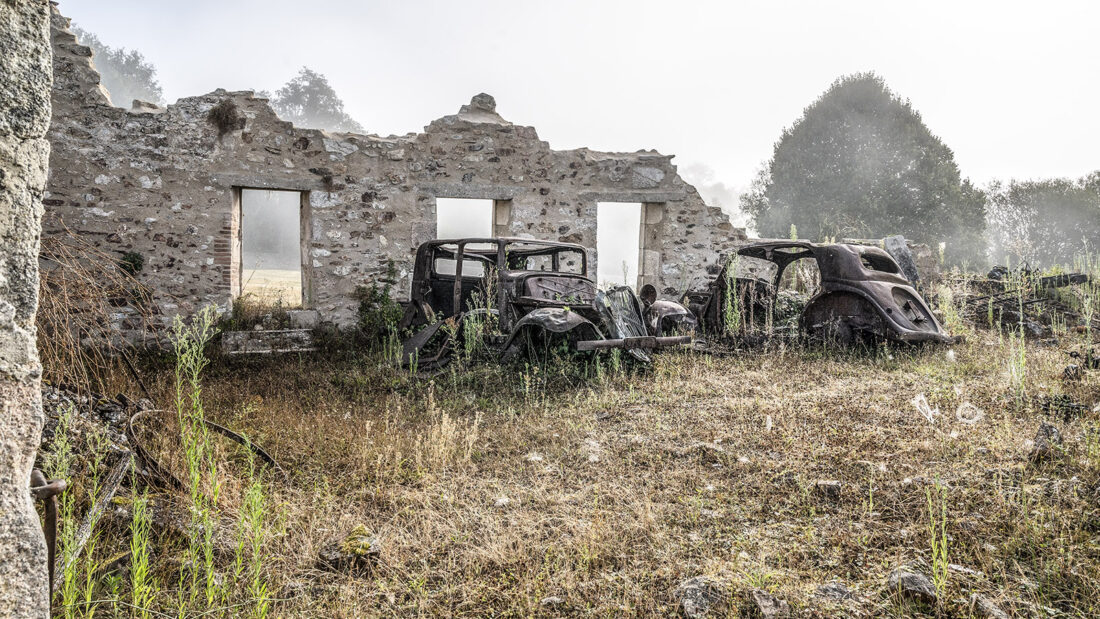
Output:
[[61, 0, 1099, 207]]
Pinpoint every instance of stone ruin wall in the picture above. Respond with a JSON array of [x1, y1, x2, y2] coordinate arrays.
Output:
[[1, 0, 51, 616], [43, 6, 745, 336]]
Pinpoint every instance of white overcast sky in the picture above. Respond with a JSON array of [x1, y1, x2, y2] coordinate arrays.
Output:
[[60, 0, 1099, 199]]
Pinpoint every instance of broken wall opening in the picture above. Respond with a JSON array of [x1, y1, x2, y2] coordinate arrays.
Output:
[[596, 202, 643, 289], [237, 188, 308, 307]]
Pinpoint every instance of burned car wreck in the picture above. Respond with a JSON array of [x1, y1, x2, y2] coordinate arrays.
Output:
[[683, 241, 952, 345], [397, 238, 694, 366]]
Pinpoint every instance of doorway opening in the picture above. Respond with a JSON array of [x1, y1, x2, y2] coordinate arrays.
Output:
[[596, 202, 642, 289], [239, 188, 305, 307]]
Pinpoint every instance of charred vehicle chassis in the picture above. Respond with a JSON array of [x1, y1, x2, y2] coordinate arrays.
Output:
[[683, 241, 951, 345], [398, 238, 695, 366]]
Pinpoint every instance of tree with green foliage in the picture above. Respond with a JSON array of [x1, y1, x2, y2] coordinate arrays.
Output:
[[269, 67, 364, 133], [986, 172, 1100, 268], [71, 25, 164, 107], [741, 73, 986, 266]]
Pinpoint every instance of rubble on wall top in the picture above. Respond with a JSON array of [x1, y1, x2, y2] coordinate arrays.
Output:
[[456, 93, 508, 124], [49, 4, 685, 170], [130, 100, 164, 114]]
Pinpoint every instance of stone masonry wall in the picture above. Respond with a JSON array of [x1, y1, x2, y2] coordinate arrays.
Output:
[[0, 0, 52, 616], [44, 7, 745, 334]]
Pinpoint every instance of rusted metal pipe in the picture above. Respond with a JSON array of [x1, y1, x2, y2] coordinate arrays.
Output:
[[30, 469, 67, 602], [127, 409, 287, 489]]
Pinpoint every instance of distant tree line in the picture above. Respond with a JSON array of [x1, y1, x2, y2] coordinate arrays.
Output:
[[741, 72, 1098, 268], [72, 25, 165, 107], [72, 27, 364, 133], [986, 173, 1100, 268]]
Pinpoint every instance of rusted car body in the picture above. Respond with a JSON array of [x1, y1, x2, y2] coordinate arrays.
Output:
[[398, 238, 693, 365], [682, 241, 951, 344]]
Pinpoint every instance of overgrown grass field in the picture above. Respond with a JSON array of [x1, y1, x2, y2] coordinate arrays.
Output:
[[44, 321, 1100, 617]]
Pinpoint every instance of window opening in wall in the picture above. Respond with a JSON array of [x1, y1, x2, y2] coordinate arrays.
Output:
[[596, 202, 642, 290], [240, 188, 304, 307], [436, 198, 494, 239]]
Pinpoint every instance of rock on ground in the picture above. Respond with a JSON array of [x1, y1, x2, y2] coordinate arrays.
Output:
[[815, 581, 852, 600], [751, 589, 791, 618], [814, 479, 842, 500], [539, 596, 565, 608], [1029, 422, 1062, 462], [886, 568, 937, 606], [970, 594, 1010, 619], [673, 576, 726, 618], [317, 525, 382, 575]]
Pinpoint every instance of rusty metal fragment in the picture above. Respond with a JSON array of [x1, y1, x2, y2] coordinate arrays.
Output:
[[29, 469, 66, 601], [52, 457, 131, 593], [965, 266, 1093, 337], [127, 409, 286, 490]]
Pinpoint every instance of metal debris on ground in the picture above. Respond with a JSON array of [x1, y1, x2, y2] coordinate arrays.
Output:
[[29, 469, 66, 601], [36, 381, 286, 596], [963, 266, 1093, 338], [1034, 394, 1088, 421], [127, 409, 286, 489], [52, 457, 131, 593]]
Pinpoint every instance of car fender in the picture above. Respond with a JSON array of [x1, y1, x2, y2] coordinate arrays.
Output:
[[802, 285, 950, 343], [643, 300, 698, 336], [501, 308, 603, 355]]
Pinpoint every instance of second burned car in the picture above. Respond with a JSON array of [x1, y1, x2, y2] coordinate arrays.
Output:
[[397, 238, 695, 367], [682, 240, 952, 345]]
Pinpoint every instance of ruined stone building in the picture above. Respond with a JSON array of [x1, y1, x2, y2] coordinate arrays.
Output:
[[43, 6, 745, 335]]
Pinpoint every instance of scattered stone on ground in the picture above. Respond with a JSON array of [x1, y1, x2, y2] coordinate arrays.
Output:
[[970, 594, 1010, 619], [316, 525, 381, 574], [814, 479, 842, 500], [41, 384, 151, 449], [1029, 422, 1062, 462], [750, 589, 790, 618], [584, 438, 602, 463], [673, 576, 726, 618], [947, 563, 982, 578], [815, 581, 852, 600], [886, 568, 937, 606]]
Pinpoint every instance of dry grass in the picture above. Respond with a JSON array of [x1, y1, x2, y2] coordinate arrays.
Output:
[[37, 230, 160, 396], [113, 330, 1100, 617]]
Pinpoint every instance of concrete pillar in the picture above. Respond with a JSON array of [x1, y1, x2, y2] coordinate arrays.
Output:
[[640, 202, 664, 291], [0, 1, 52, 616], [492, 199, 512, 237]]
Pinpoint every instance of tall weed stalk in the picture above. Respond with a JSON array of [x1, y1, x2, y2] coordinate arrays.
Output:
[[926, 481, 949, 598], [171, 306, 220, 612], [130, 485, 154, 618]]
